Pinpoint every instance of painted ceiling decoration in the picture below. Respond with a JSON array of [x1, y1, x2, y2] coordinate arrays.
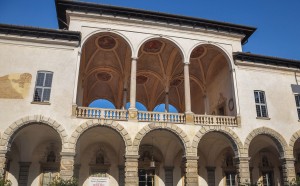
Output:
[[136, 75, 148, 85], [96, 72, 112, 82], [97, 36, 117, 50], [170, 78, 183, 87], [191, 46, 205, 58], [143, 40, 163, 53], [79, 34, 231, 113]]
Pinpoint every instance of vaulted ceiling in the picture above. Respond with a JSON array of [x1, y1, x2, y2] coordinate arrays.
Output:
[[78, 33, 231, 114]]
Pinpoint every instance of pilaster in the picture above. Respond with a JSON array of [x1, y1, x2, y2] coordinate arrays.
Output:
[[183, 156, 198, 186], [124, 155, 139, 186], [60, 152, 76, 180], [280, 157, 296, 185], [234, 156, 251, 185]]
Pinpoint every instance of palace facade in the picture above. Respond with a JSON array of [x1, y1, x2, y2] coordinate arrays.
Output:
[[1, 0, 300, 186]]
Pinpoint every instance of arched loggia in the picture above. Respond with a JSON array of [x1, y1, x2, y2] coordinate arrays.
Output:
[[135, 38, 186, 112], [76, 32, 133, 109], [189, 44, 236, 116]]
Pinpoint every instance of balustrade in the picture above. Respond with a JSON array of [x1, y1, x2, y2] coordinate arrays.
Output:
[[74, 106, 238, 126], [194, 114, 238, 126], [75, 107, 128, 120]]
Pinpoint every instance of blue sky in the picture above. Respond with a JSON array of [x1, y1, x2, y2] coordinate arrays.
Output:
[[0, 0, 299, 60]]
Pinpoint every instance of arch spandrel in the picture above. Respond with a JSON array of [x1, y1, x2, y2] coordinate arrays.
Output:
[[0, 115, 68, 152], [132, 123, 190, 156], [244, 127, 290, 158], [192, 126, 243, 157], [68, 120, 132, 153]]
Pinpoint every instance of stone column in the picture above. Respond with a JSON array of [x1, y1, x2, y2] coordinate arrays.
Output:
[[124, 155, 139, 186], [123, 88, 127, 109], [0, 151, 7, 177], [183, 156, 198, 186], [60, 152, 76, 180], [184, 63, 194, 123], [280, 157, 296, 185], [165, 92, 169, 112], [235, 157, 251, 185], [203, 94, 209, 114], [129, 57, 138, 120]]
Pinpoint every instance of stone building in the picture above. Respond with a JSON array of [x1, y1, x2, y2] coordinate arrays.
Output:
[[0, 0, 300, 186]]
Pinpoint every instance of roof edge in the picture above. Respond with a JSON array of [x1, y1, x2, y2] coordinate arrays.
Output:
[[55, 0, 256, 45], [0, 23, 81, 42], [233, 52, 300, 69]]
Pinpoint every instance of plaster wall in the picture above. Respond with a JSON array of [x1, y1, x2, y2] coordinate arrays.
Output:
[[234, 64, 300, 143]]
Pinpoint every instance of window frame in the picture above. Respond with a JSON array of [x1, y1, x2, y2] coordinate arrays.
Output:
[[294, 94, 300, 120], [33, 71, 53, 103], [254, 90, 269, 118]]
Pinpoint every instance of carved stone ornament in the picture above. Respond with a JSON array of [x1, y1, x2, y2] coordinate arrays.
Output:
[[98, 36, 116, 50], [143, 40, 163, 53]]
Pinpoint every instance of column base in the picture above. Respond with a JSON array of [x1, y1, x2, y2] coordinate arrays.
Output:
[[128, 108, 138, 121], [185, 112, 194, 124]]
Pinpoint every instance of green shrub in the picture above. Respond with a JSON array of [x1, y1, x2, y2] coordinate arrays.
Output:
[[48, 177, 78, 186], [0, 177, 11, 186]]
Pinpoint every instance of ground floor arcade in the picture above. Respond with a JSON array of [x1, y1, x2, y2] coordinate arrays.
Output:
[[0, 117, 299, 186]]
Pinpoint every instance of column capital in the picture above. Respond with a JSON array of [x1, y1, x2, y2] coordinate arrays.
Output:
[[280, 157, 296, 162], [60, 152, 76, 157], [124, 155, 140, 160], [183, 156, 199, 161], [131, 57, 138, 61], [184, 61, 190, 65]]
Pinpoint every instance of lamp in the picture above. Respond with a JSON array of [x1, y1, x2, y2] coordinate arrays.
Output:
[[150, 137, 155, 168]]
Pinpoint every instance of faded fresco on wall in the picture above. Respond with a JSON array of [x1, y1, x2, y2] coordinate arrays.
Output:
[[0, 73, 32, 99]]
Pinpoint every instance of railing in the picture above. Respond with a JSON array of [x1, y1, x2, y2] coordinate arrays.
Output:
[[194, 114, 238, 126], [137, 111, 186, 124], [75, 107, 128, 120], [74, 106, 238, 126]]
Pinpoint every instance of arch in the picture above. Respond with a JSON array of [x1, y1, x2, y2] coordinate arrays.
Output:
[[80, 30, 135, 57], [68, 120, 132, 153], [187, 42, 234, 70], [89, 98, 116, 109], [244, 127, 289, 157], [0, 115, 67, 151], [289, 130, 300, 152], [191, 126, 243, 157], [135, 36, 186, 61], [132, 123, 190, 156]]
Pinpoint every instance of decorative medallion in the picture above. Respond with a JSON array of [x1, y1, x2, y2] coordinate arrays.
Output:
[[98, 36, 116, 50], [191, 46, 205, 58], [143, 40, 163, 53], [228, 98, 234, 111], [137, 75, 148, 84], [97, 72, 112, 81], [170, 78, 183, 87]]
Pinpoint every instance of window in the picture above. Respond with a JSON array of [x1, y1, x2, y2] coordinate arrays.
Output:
[[225, 172, 236, 186], [254, 90, 268, 118], [295, 94, 300, 120], [33, 71, 53, 102]]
